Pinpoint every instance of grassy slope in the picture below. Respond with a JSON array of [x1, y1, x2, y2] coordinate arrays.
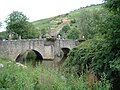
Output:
[[68, 5, 101, 19], [32, 18, 52, 30], [31, 4, 101, 33], [32, 14, 68, 34]]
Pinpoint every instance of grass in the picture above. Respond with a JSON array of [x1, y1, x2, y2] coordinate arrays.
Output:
[[0, 56, 11, 65], [32, 18, 52, 30], [32, 4, 102, 27], [0, 57, 111, 90], [31, 4, 102, 39]]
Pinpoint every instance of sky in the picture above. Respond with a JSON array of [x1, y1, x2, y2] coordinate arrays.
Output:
[[0, 0, 103, 31]]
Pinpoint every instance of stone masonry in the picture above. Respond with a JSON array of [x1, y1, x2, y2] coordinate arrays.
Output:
[[0, 39, 76, 61]]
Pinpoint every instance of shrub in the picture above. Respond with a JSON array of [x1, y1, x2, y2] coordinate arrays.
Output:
[[0, 61, 111, 90]]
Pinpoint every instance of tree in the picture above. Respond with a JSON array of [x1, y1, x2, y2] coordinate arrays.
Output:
[[77, 8, 108, 39], [103, 1, 120, 89], [5, 11, 29, 39], [21, 23, 39, 39], [62, 25, 70, 33], [67, 27, 79, 39], [40, 28, 47, 37], [104, 0, 120, 13], [60, 25, 70, 38], [64, 2, 120, 90], [0, 31, 7, 40]]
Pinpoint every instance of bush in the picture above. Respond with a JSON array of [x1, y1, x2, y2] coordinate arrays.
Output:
[[0, 61, 111, 90], [70, 19, 76, 24]]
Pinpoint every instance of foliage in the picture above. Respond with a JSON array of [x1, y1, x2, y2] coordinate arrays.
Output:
[[26, 51, 36, 61], [64, 1, 120, 90], [64, 39, 103, 73], [104, 0, 120, 13], [70, 19, 76, 24], [25, 50, 37, 66], [67, 27, 80, 39], [77, 8, 109, 39], [40, 28, 48, 38], [0, 31, 7, 40], [21, 23, 39, 39], [62, 25, 70, 33], [32, 18, 52, 31], [5, 11, 38, 39], [94, 75, 111, 90], [0, 59, 110, 90], [0, 3, 117, 90], [5, 11, 28, 38], [60, 5, 109, 40], [31, 5, 103, 40], [60, 25, 71, 38], [63, 38, 116, 88], [0, 56, 11, 65], [60, 25, 80, 39]]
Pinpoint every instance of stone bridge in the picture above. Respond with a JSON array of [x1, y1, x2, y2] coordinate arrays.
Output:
[[0, 39, 83, 67]]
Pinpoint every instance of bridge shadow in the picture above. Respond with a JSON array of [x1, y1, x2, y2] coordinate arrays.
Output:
[[16, 49, 43, 67], [58, 48, 70, 65]]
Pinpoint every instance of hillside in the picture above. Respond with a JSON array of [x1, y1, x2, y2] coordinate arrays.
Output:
[[0, 4, 102, 40], [32, 4, 102, 38], [32, 15, 70, 37]]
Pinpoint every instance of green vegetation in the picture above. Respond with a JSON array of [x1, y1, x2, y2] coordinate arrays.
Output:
[[31, 5, 104, 40], [32, 15, 67, 38], [5, 11, 39, 39], [0, 57, 11, 65], [32, 18, 52, 31], [0, 57, 110, 90], [67, 27, 80, 39], [61, 25, 70, 34], [64, 0, 120, 90], [0, 1, 120, 89], [0, 31, 7, 40], [0, 4, 104, 40]]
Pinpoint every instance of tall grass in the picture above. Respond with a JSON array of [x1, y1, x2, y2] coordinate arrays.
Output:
[[0, 59, 110, 90], [0, 56, 11, 64]]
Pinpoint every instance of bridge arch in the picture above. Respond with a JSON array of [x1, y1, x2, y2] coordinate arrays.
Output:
[[58, 47, 70, 65], [61, 47, 70, 56], [16, 49, 43, 66], [32, 49, 43, 63]]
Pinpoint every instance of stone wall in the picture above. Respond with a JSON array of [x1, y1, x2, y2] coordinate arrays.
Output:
[[0, 39, 76, 61]]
